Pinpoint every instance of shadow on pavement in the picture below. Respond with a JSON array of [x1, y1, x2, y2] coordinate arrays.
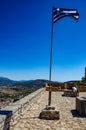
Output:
[[71, 109, 86, 118], [0, 110, 13, 130]]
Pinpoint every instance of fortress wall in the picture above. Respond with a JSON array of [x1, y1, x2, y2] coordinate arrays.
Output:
[[45, 83, 66, 91], [0, 88, 44, 130], [67, 82, 86, 92]]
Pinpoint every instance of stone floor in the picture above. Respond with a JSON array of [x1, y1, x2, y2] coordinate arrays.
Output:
[[12, 91, 86, 130]]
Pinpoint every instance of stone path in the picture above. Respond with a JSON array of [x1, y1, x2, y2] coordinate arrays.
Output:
[[12, 91, 86, 130]]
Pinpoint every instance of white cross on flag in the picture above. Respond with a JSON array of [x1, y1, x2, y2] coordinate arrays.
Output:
[[53, 7, 79, 23]]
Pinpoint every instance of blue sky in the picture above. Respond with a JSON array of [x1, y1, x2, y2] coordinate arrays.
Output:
[[0, 0, 86, 81]]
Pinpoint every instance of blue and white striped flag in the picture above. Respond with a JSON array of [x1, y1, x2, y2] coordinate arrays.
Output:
[[53, 7, 79, 23]]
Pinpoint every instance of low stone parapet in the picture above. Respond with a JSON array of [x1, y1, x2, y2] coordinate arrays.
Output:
[[0, 88, 44, 130], [78, 86, 86, 92]]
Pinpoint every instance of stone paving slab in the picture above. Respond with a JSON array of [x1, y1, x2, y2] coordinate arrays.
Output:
[[12, 91, 86, 130]]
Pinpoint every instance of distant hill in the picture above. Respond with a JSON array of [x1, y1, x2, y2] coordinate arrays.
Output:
[[11, 79, 64, 90], [12, 79, 49, 88], [0, 77, 17, 86], [0, 77, 49, 88], [64, 80, 80, 83], [0, 77, 63, 88]]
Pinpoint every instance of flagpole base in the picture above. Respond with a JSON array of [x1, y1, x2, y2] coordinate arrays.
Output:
[[39, 106, 60, 120]]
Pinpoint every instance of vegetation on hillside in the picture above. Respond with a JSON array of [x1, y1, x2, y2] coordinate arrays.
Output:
[[0, 77, 17, 86], [0, 79, 49, 103]]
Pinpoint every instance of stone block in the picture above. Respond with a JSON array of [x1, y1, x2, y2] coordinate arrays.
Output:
[[39, 106, 60, 120], [76, 97, 86, 116]]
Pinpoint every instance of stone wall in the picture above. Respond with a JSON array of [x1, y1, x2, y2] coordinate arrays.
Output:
[[0, 88, 44, 130], [67, 82, 86, 92], [45, 83, 65, 91]]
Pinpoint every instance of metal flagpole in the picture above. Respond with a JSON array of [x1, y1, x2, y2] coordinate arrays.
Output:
[[39, 7, 79, 120], [48, 7, 54, 106]]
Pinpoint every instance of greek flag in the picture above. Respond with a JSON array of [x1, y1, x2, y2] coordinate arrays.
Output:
[[53, 7, 79, 23]]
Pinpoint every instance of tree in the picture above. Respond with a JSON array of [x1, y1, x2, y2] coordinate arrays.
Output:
[[81, 76, 85, 82]]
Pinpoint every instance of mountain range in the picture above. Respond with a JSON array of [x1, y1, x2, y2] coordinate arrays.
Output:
[[0, 77, 17, 86], [0, 77, 63, 88], [0, 77, 49, 87]]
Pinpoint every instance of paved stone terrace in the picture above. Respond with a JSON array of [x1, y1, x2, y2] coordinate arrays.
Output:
[[12, 90, 86, 130]]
